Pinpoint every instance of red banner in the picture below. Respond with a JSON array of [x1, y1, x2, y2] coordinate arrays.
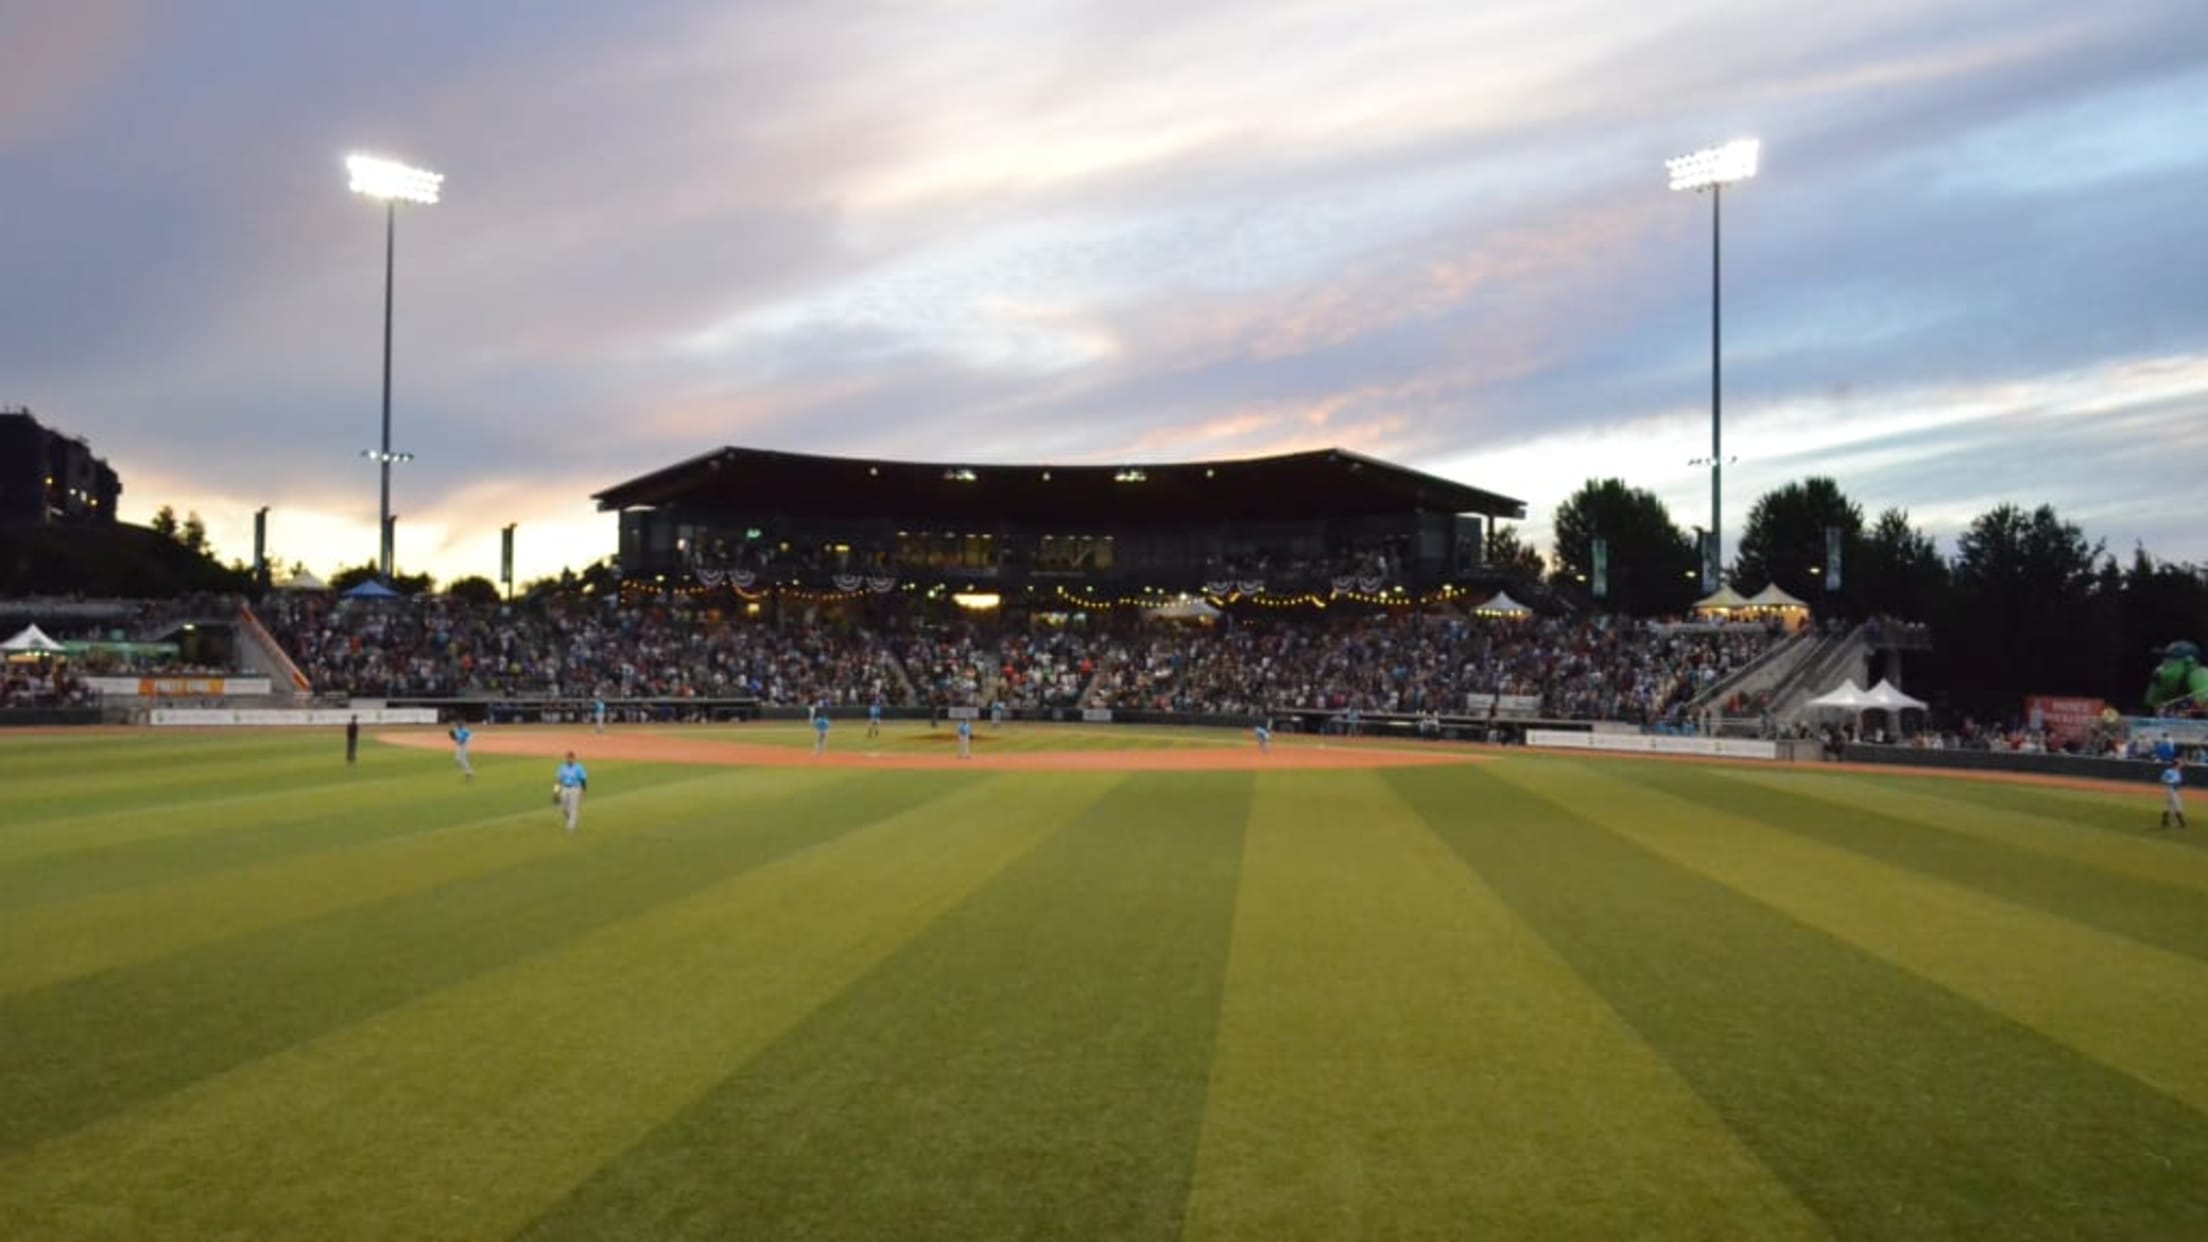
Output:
[[2025, 695, 2106, 738]]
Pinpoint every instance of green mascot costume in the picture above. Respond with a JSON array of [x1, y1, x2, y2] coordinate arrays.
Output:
[[2145, 641, 2208, 714]]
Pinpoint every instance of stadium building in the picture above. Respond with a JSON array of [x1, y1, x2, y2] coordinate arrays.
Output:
[[594, 446, 1527, 605], [0, 407, 122, 531]]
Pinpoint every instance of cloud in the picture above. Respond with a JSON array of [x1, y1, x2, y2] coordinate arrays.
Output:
[[8, 0, 2208, 586]]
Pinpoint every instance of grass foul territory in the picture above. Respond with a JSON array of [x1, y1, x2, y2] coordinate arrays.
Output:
[[3, 726, 2207, 1240]]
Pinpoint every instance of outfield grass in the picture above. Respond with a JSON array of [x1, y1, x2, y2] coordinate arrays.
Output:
[[3, 729, 2207, 1239]]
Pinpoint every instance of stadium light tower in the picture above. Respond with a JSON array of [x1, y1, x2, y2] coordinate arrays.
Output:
[[346, 153, 442, 579], [1666, 138, 1758, 592]]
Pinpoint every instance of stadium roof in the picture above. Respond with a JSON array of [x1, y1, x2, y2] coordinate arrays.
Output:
[[593, 446, 1524, 525]]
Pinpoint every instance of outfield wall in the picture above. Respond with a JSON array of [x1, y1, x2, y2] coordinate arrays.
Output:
[[149, 708, 441, 727], [1843, 743, 2168, 785], [1527, 729, 1780, 761]]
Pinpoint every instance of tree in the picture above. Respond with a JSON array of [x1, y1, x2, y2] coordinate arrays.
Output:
[[180, 511, 209, 555], [1855, 508, 1949, 622], [1485, 523, 1545, 579], [1733, 477, 1863, 607], [1549, 479, 1697, 616], [1946, 503, 2103, 708], [150, 505, 179, 541], [447, 575, 502, 606]]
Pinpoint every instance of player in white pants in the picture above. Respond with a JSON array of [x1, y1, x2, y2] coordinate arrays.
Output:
[[450, 722, 474, 779], [554, 751, 588, 833], [2162, 762, 2188, 829], [956, 717, 973, 759]]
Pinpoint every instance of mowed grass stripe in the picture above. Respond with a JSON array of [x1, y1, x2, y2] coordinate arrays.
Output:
[[0, 734, 308, 784], [1612, 764, 2208, 963], [1183, 771, 1823, 1242], [0, 759, 702, 914], [8, 744, 404, 820], [0, 774, 1116, 1242], [0, 767, 846, 997], [0, 755, 469, 867], [517, 772, 1252, 1242], [0, 768, 978, 1154], [1400, 764, 2208, 1240], [1857, 772, 2208, 851], [1510, 760, 2208, 1115], [1723, 768, 2208, 895]]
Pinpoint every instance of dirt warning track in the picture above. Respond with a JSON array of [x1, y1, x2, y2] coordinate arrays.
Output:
[[380, 727, 1482, 772]]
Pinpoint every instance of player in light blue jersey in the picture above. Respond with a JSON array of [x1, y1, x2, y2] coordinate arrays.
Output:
[[592, 698, 607, 734], [956, 716, 974, 759], [449, 721, 474, 779], [867, 699, 883, 741], [2161, 761, 2188, 829], [813, 709, 830, 756], [1254, 723, 1271, 753], [553, 751, 588, 833], [990, 700, 1005, 730]]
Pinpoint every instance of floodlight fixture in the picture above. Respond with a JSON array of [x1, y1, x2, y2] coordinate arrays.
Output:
[[346, 150, 443, 575], [1666, 138, 1761, 594], [346, 154, 443, 205], [1666, 139, 1759, 192]]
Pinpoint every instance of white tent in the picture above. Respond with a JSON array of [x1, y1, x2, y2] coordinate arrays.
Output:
[[1744, 583, 1810, 611], [0, 624, 65, 653], [1694, 586, 1751, 613], [1473, 590, 1534, 618], [276, 569, 328, 591], [1144, 594, 1221, 621], [1861, 679, 1928, 713], [1805, 680, 1871, 711]]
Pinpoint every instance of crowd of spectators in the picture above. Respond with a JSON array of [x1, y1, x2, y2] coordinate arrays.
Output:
[[1083, 616, 1783, 723], [260, 595, 908, 705], [251, 594, 1790, 725], [0, 660, 89, 708]]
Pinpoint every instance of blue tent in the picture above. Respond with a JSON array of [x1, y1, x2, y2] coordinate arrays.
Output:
[[341, 579, 403, 600]]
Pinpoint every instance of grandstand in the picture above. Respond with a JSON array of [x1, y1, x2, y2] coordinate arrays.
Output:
[[593, 445, 1526, 598]]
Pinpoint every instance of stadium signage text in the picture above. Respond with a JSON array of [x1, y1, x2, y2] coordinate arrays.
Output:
[[86, 676, 272, 698]]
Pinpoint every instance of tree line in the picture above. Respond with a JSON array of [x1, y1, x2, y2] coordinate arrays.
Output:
[[1489, 477, 2208, 714]]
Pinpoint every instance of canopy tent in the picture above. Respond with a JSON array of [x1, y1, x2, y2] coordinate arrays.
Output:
[[1693, 586, 1751, 614], [1805, 680, 1871, 711], [276, 569, 328, 591], [0, 624, 66, 653], [1861, 679, 1928, 713], [1744, 583, 1810, 611], [1472, 590, 1534, 618], [1144, 594, 1221, 622], [340, 579, 402, 600]]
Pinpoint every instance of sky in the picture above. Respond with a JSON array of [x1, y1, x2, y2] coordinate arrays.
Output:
[[3, 0, 2206, 585]]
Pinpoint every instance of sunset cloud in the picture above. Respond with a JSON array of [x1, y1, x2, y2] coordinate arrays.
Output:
[[3, 0, 2204, 582]]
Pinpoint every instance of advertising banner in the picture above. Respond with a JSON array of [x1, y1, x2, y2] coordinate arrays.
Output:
[[2024, 695, 2106, 739], [85, 676, 272, 698]]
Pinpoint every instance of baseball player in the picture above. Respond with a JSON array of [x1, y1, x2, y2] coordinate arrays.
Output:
[[1254, 722, 1271, 753], [813, 709, 831, 756], [2161, 761, 2188, 829], [867, 699, 883, 741], [956, 716, 973, 759], [450, 721, 474, 779], [344, 715, 359, 765], [592, 698, 608, 734], [990, 700, 1005, 730], [553, 750, 588, 833]]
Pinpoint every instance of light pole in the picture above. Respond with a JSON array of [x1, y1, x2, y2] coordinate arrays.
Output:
[[1667, 138, 1759, 593], [346, 153, 442, 579]]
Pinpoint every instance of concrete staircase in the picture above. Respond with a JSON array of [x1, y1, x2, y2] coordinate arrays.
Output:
[[234, 602, 312, 700], [1769, 624, 1872, 726], [1688, 628, 1815, 726]]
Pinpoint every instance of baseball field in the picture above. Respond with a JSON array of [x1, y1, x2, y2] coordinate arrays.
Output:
[[4, 724, 2207, 1240]]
